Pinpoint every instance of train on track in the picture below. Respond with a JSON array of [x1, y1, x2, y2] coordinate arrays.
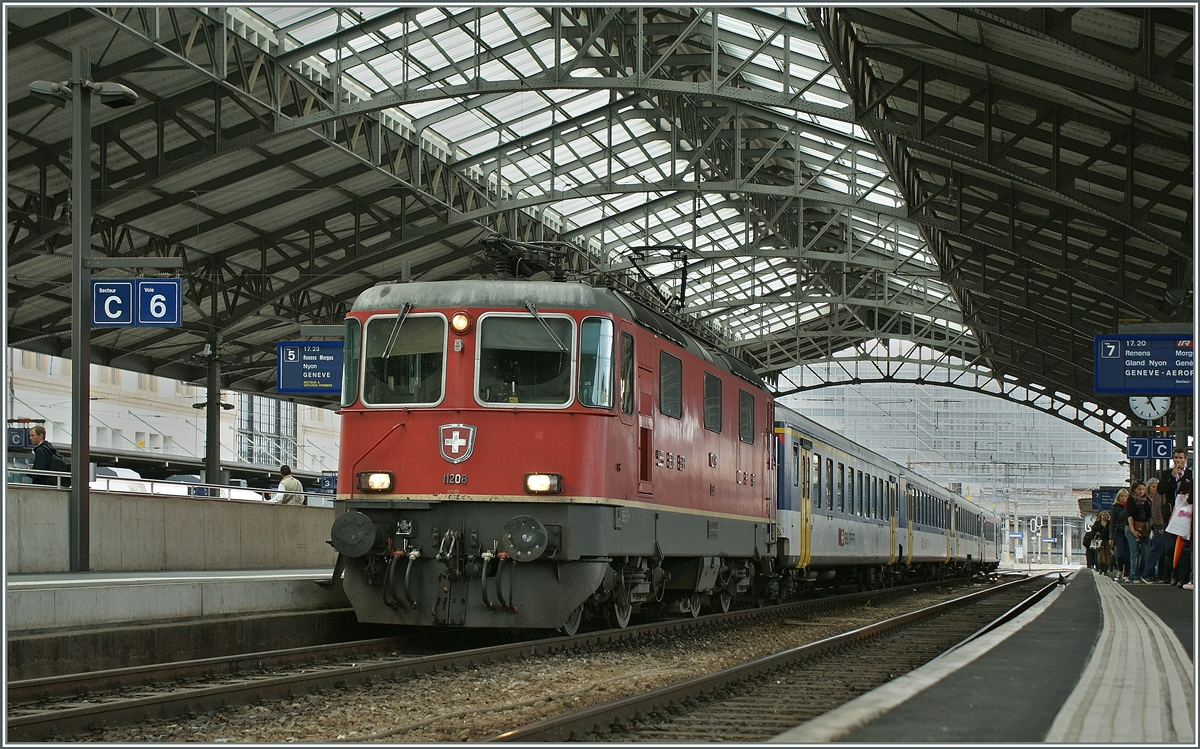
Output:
[[328, 276, 1000, 632]]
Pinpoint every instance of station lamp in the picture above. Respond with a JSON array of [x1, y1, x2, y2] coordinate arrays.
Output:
[[27, 47, 140, 573]]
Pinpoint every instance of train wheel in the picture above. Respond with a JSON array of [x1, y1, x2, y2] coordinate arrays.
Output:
[[717, 590, 733, 613], [561, 604, 584, 636], [689, 592, 701, 618], [613, 597, 632, 628]]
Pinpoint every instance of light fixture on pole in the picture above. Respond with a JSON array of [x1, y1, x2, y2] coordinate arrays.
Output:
[[29, 48, 138, 573]]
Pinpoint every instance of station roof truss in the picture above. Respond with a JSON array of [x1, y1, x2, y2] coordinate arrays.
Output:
[[5, 7, 1192, 448]]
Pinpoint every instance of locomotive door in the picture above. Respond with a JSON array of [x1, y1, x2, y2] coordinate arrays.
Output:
[[636, 363, 654, 495]]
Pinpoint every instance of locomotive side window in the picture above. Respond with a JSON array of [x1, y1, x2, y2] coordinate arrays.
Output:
[[659, 351, 683, 418], [619, 332, 635, 414], [578, 317, 614, 408], [703, 373, 722, 432], [477, 314, 574, 406], [738, 390, 755, 444], [362, 314, 446, 405], [341, 317, 361, 407]]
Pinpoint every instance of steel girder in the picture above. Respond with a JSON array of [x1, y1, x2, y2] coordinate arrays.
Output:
[[807, 6, 1192, 441], [8, 6, 1182, 448], [8, 5, 969, 404]]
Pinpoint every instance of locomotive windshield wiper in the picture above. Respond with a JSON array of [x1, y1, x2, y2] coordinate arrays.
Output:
[[524, 301, 567, 352], [382, 302, 413, 360]]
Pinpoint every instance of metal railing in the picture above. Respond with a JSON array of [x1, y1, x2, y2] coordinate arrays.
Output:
[[8, 469, 334, 506]]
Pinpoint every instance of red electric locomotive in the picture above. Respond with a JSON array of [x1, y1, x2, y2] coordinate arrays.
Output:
[[329, 279, 776, 631]]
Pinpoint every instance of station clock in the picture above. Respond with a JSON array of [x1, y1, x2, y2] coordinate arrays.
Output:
[[1128, 396, 1171, 421]]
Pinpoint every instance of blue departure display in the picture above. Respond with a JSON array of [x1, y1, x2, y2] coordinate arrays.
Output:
[[1093, 335, 1193, 395]]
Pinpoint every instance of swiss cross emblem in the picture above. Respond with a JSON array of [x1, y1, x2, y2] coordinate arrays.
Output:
[[439, 423, 476, 464]]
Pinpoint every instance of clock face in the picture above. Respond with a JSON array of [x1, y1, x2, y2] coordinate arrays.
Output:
[[1129, 396, 1171, 420]]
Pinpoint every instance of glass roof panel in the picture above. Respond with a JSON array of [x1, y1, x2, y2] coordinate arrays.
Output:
[[243, 5, 972, 363]]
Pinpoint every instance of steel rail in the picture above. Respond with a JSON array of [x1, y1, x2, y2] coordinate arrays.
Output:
[[5, 576, 990, 741], [485, 573, 1056, 742]]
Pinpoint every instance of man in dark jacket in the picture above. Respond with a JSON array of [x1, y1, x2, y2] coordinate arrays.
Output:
[[1159, 449, 1191, 583], [28, 425, 57, 485]]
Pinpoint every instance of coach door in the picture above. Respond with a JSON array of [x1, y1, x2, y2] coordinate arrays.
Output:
[[887, 476, 898, 565], [799, 442, 813, 568]]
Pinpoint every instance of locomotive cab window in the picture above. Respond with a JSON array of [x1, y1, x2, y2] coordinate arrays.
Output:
[[703, 373, 722, 432], [578, 317, 614, 408], [659, 351, 683, 418], [739, 390, 755, 444], [362, 314, 446, 405], [341, 316, 362, 407], [477, 314, 575, 406]]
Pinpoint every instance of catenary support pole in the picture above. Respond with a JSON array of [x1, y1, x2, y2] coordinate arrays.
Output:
[[205, 335, 221, 485], [69, 46, 92, 572]]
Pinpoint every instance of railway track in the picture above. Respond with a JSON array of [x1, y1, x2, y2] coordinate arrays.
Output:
[[487, 573, 1060, 742], [6, 576, 996, 741]]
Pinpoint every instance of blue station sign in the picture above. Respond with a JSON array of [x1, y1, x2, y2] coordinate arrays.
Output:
[[277, 341, 343, 394], [1091, 488, 1117, 511], [91, 278, 182, 327], [1094, 334, 1193, 395]]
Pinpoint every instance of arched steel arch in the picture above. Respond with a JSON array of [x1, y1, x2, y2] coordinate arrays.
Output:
[[772, 352, 1130, 450]]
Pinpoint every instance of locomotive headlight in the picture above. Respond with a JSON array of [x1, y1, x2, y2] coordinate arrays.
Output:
[[450, 311, 472, 334], [524, 473, 562, 494], [357, 471, 394, 491]]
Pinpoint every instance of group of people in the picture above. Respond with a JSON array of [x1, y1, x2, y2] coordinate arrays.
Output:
[[1085, 449, 1193, 589]]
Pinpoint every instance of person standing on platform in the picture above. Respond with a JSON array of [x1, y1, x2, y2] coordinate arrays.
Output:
[[1126, 481, 1153, 583], [1083, 520, 1099, 570], [271, 465, 305, 505], [1167, 476, 1192, 589], [1110, 489, 1130, 581], [1140, 478, 1168, 583], [1088, 511, 1112, 575], [27, 425, 57, 486], [1159, 449, 1192, 583]]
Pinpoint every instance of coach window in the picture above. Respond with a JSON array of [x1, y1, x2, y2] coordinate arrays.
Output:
[[856, 470, 864, 515], [739, 390, 755, 444], [792, 443, 800, 487], [826, 458, 834, 509], [813, 454, 822, 510], [659, 351, 683, 418], [837, 463, 845, 513], [703, 373, 722, 432], [578, 317, 614, 408], [619, 332, 634, 414], [477, 314, 574, 406], [363, 314, 446, 405], [341, 317, 361, 407]]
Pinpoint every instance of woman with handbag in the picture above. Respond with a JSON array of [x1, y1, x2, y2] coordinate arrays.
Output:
[[1091, 511, 1112, 575], [1126, 481, 1153, 583]]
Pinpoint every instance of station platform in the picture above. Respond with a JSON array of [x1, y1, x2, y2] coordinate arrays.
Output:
[[773, 568, 1195, 743], [5, 567, 355, 680], [6, 568, 346, 633]]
